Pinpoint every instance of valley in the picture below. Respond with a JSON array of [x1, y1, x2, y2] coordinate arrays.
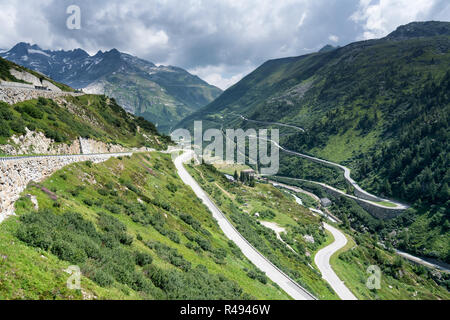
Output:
[[0, 18, 448, 302], [178, 21, 450, 266]]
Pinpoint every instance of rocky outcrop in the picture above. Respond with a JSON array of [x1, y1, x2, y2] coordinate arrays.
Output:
[[0, 153, 132, 222], [0, 128, 153, 156], [0, 86, 81, 105], [78, 137, 130, 154], [0, 128, 82, 155]]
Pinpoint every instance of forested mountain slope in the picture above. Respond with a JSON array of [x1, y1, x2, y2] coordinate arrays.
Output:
[[177, 21, 450, 263]]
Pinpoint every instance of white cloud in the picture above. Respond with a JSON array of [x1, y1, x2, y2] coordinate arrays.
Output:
[[189, 64, 254, 90], [328, 34, 339, 42], [351, 0, 439, 39], [0, 4, 17, 47], [129, 26, 169, 57], [0, 0, 449, 89], [297, 12, 308, 28]]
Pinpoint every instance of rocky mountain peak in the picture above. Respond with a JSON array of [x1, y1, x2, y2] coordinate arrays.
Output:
[[385, 21, 450, 40]]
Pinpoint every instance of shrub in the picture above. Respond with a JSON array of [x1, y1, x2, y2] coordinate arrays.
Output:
[[0, 105, 13, 120], [17, 224, 53, 250], [97, 188, 109, 196], [105, 204, 121, 214], [260, 209, 276, 220], [83, 198, 93, 207], [37, 97, 47, 106], [125, 183, 138, 194], [51, 239, 87, 264], [92, 269, 114, 287], [97, 212, 132, 245], [10, 118, 26, 135], [0, 119, 11, 137], [167, 231, 180, 244], [44, 127, 65, 142], [247, 269, 268, 284], [166, 183, 178, 193], [130, 271, 155, 293], [135, 251, 153, 266], [195, 237, 212, 252], [109, 190, 118, 197], [70, 186, 84, 197], [143, 264, 168, 289], [21, 104, 44, 119], [94, 198, 104, 207]]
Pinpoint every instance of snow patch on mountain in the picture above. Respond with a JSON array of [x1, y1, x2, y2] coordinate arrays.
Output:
[[28, 49, 50, 57]]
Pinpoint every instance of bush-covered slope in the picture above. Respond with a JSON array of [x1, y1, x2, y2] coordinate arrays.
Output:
[[0, 153, 289, 300], [0, 95, 170, 152], [187, 163, 338, 300], [190, 164, 450, 300]]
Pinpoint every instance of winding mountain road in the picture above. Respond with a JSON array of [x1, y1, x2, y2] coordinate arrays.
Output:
[[173, 150, 317, 300], [239, 115, 408, 210], [277, 180, 356, 299], [240, 115, 305, 132], [314, 223, 357, 300]]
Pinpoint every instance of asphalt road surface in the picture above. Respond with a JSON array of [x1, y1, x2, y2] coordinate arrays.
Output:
[[174, 150, 316, 300], [314, 223, 358, 300]]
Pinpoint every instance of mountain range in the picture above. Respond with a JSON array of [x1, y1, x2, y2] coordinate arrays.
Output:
[[180, 21, 450, 134], [1, 43, 222, 132], [0, 20, 449, 300]]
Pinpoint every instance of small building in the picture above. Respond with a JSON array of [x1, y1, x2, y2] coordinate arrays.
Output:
[[320, 198, 332, 207], [241, 169, 256, 177], [240, 169, 256, 182]]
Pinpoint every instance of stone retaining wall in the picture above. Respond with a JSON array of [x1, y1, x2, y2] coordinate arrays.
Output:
[[0, 153, 132, 222], [0, 86, 82, 105], [275, 177, 406, 220], [319, 184, 404, 220], [353, 188, 383, 202], [0, 127, 154, 156]]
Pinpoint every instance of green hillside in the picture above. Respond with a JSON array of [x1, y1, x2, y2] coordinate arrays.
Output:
[[189, 163, 450, 300], [95, 66, 222, 133], [0, 153, 289, 299], [0, 95, 170, 153], [1, 46, 223, 133], [176, 21, 450, 263]]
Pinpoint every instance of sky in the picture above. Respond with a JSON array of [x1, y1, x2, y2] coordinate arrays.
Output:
[[0, 0, 449, 90]]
